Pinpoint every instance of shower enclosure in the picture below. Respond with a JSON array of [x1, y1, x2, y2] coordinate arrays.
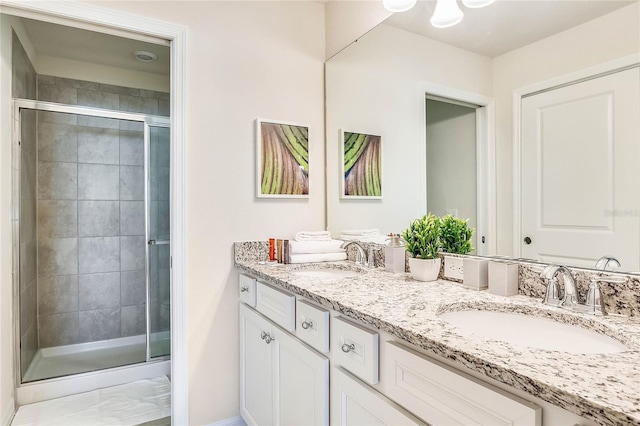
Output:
[[13, 99, 170, 385]]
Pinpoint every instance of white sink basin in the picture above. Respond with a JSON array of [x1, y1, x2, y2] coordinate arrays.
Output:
[[293, 269, 362, 281], [439, 310, 628, 354]]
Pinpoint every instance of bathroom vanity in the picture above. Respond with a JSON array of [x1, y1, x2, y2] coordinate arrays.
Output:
[[235, 251, 640, 426]]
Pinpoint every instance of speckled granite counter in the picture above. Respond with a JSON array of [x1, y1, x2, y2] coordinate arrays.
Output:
[[235, 260, 640, 426]]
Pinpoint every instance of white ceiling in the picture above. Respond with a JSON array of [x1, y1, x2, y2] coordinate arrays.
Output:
[[384, 0, 638, 57], [20, 17, 170, 76]]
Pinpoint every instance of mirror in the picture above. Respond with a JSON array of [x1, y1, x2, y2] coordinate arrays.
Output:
[[325, 1, 640, 272]]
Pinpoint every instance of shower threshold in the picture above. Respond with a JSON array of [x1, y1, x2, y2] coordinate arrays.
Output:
[[23, 332, 170, 383]]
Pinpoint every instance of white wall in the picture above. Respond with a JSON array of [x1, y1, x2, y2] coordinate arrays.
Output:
[[492, 2, 640, 255], [0, 14, 36, 425], [326, 23, 492, 236], [85, 2, 326, 424]]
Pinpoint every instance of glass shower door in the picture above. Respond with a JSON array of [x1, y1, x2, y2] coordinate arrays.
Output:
[[147, 125, 171, 358]]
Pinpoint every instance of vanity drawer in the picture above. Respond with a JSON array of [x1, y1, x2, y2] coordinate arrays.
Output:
[[238, 274, 257, 307], [383, 341, 541, 425], [296, 300, 329, 354], [255, 282, 296, 332], [331, 316, 379, 384]]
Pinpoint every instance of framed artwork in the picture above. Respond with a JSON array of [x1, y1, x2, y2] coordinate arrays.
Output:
[[256, 118, 309, 198], [341, 130, 382, 199]]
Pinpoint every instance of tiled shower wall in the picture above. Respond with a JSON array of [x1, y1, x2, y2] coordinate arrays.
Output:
[[35, 75, 169, 347], [12, 31, 38, 376]]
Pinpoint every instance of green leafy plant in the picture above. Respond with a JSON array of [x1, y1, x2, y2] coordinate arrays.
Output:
[[440, 214, 474, 254], [401, 213, 441, 259]]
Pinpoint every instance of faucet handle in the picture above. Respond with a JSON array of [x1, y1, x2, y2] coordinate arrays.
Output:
[[542, 277, 562, 306], [584, 275, 625, 316]]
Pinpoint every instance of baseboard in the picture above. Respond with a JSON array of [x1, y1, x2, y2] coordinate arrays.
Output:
[[207, 415, 246, 426]]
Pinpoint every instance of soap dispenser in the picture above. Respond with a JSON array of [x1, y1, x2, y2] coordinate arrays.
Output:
[[385, 234, 406, 273]]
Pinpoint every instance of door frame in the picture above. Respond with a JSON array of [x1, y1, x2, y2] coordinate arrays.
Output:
[[0, 2, 188, 423], [419, 81, 496, 255], [512, 53, 640, 258]]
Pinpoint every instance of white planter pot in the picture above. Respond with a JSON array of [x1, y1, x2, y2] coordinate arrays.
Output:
[[408, 257, 441, 282]]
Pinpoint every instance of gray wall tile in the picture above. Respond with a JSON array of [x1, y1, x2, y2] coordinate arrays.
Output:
[[139, 89, 169, 100], [21, 110, 37, 155], [78, 164, 119, 200], [119, 120, 144, 132], [38, 111, 77, 126], [12, 31, 36, 99], [121, 304, 145, 337], [78, 127, 119, 164], [77, 89, 118, 109], [119, 130, 144, 166], [21, 151, 37, 202], [38, 200, 77, 238], [158, 99, 170, 117], [158, 167, 170, 201], [119, 95, 158, 115], [38, 275, 78, 315], [121, 236, 145, 271], [20, 240, 37, 289], [100, 83, 140, 97], [159, 268, 170, 303], [158, 245, 170, 269], [78, 237, 120, 274], [158, 200, 170, 240], [38, 84, 77, 104], [37, 75, 55, 85], [120, 201, 144, 236], [77, 115, 119, 130], [21, 324, 37, 377], [120, 166, 144, 200], [20, 280, 37, 334], [78, 308, 120, 343], [79, 272, 120, 310], [121, 270, 145, 306], [149, 201, 158, 237], [53, 76, 100, 91], [20, 195, 36, 242], [78, 201, 119, 237], [38, 237, 78, 276], [39, 312, 79, 347], [38, 123, 77, 162], [38, 161, 77, 200]]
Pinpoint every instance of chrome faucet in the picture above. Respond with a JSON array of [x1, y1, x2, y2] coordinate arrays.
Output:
[[541, 265, 579, 309], [594, 256, 621, 271], [341, 241, 375, 268]]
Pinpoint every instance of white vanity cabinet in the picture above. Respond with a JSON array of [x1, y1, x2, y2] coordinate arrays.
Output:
[[240, 299, 329, 425]]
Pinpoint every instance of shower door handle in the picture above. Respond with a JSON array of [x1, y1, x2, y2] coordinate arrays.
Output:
[[148, 239, 170, 246]]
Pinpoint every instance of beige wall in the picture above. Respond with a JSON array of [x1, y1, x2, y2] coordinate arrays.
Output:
[[326, 23, 492, 236], [492, 2, 640, 255], [87, 1, 326, 424]]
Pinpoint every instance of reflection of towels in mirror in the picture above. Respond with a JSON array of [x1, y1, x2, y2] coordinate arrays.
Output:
[[289, 240, 345, 255], [340, 229, 386, 244], [295, 231, 331, 242], [289, 252, 347, 264]]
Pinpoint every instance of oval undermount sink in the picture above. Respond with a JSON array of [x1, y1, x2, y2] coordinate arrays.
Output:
[[293, 269, 362, 281], [439, 310, 628, 354]]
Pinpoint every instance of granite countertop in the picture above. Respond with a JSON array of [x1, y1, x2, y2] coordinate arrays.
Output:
[[235, 260, 640, 426]]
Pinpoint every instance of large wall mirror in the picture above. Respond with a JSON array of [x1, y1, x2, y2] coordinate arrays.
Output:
[[325, 1, 640, 272]]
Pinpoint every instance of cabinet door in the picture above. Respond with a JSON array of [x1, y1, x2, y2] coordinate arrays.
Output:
[[274, 326, 329, 426], [331, 367, 422, 426], [240, 305, 274, 426]]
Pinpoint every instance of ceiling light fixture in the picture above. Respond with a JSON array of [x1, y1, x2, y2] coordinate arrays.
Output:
[[383, 0, 418, 13], [383, 0, 495, 29], [133, 50, 158, 62]]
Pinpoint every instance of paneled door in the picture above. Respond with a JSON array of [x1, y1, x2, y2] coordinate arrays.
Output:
[[520, 67, 640, 269]]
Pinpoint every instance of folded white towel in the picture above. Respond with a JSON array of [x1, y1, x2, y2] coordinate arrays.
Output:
[[289, 252, 347, 264], [295, 231, 331, 242], [341, 228, 380, 237], [289, 239, 345, 255]]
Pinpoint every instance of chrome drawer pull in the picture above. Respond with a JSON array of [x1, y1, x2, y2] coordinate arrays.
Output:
[[301, 320, 314, 330], [341, 343, 355, 353], [240, 286, 249, 293]]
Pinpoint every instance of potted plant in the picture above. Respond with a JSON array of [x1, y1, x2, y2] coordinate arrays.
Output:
[[401, 213, 442, 281], [440, 215, 474, 255]]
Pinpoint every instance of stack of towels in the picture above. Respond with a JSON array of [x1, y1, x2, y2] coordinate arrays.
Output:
[[339, 228, 387, 244], [290, 231, 347, 264]]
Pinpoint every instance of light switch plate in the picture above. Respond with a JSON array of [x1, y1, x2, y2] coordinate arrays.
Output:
[[444, 256, 464, 280]]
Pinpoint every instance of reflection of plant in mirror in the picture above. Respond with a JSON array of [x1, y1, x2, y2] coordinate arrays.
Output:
[[402, 213, 441, 259], [440, 215, 474, 254]]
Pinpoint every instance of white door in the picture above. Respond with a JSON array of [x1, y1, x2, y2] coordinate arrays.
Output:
[[240, 305, 274, 426], [274, 327, 329, 425], [521, 67, 640, 269], [331, 367, 422, 426]]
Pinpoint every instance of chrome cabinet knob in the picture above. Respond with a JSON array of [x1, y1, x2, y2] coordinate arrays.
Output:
[[240, 286, 249, 293], [260, 331, 274, 344], [341, 343, 355, 353], [260, 331, 268, 340], [301, 320, 313, 330]]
